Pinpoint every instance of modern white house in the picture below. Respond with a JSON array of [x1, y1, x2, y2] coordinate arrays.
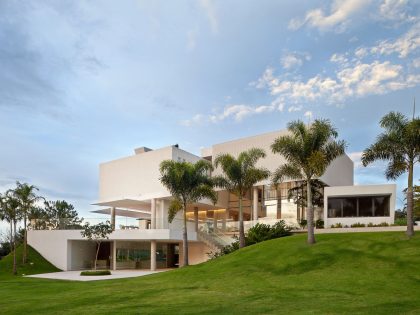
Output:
[[28, 129, 396, 272]]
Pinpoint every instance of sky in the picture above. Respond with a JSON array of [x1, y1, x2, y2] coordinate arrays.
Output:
[[0, 0, 419, 222]]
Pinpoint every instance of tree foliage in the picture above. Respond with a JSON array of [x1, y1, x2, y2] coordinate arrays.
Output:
[[213, 148, 270, 248], [159, 159, 217, 266], [271, 119, 346, 244], [362, 111, 420, 237]]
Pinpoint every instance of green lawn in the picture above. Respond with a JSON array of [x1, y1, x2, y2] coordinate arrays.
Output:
[[1, 232, 420, 314]]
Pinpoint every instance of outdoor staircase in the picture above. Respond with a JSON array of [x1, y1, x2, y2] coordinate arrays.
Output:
[[197, 230, 234, 252]]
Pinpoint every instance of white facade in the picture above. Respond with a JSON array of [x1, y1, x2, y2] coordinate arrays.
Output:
[[324, 184, 396, 228], [27, 129, 397, 271]]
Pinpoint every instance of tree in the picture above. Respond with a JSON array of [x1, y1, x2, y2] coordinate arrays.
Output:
[[213, 148, 270, 248], [44, 200, 83, 230], [288, 179, 326, 209], [80, 221, 113, 270], [271, 119, 346, 244], [0, 191, 22, 274], [14, 182, 42, 264], [160, 160, 217, 266], [362, 112, 420, 237]]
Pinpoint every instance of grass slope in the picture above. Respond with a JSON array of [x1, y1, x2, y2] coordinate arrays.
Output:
[[1, 232, 420, 314], [0, 245, 60, 277]]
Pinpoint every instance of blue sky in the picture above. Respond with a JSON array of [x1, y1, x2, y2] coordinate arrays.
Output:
[[0, 0, 419, 220]]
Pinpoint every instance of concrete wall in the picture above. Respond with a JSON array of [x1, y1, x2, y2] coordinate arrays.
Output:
[[178, 241, 211, 266], [323, 184, 396, 227], [207, 129, 353, 187], [99, 146, 202, 202], [68, 240, 96, 270]]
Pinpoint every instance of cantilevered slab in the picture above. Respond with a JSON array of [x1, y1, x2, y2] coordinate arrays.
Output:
[[91, 207, 151, 219]]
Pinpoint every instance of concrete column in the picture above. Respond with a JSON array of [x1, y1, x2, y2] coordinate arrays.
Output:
[[110, 207, 116, 231], [112, 240, 117, 271], [222, 210, 226, 231], [150, 240, 157, 271], [213, 211, 217, 232], [194, 207, 199, 232], [253, 187, 259, 222], [151, 198, 156, 229]]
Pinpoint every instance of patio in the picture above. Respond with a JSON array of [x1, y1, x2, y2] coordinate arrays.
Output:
[[25, 269, 169, 282]]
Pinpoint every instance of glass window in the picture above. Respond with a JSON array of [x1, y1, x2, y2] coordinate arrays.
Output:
[[328, 198, 342, 218], [328, 195, 391, 218], [358, 197, 373, 217], [343, 198, 357, 217], [374, 196, 390, 216]]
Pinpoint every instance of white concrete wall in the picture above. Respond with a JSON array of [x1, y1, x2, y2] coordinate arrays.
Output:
[[28, 228, 199, 270], [178, 241, 211, 266], [208, 129, 353, 187], [99, 146, 202, 202], [28, 230, 82, 270], [68, 240, 96, 270], [323, 184, 396, 227]]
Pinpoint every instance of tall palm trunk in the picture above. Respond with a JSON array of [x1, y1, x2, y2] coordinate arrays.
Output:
[[13, 219, 17, 275], [9, 221, 13, 256], [238, 196, 245, 248], [23, 215, 27, 264], [406, 161, 415, 237], [306, 179, 315, 244], [182, 202, 189, 267], [94, 242, 101, 270]]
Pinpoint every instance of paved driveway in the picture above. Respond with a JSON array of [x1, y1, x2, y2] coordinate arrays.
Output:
[[25, 269, 169, 281]]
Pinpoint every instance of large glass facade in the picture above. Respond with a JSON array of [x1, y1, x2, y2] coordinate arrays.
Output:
[[116, 242, 178, 269], [327, 195, 390, 218]]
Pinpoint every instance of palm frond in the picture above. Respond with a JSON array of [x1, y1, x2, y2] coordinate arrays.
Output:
[[272, 164, 302, 185], [168, 199, 183, 223]]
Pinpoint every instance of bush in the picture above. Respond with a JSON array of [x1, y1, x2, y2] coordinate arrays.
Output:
[[330, 223, 343, 228], [315, 219, 324, 229], [80, 270, 111, 276], [298, 219, 307, 229], [351, 222, 366, 228], [208, 221, 293, 259]]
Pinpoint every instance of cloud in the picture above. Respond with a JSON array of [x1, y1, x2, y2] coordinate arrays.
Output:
[[289, 0, 369, 32], [370, 21, 420, 58], [348, 151, 364, 168], [199, 0, 219, 34], [181, 100, 285, 126], [378, 0, 416, 23], [281, 52, 311, 70], [304, 111, 313, 120], [180, 114, 204, 126], [288, 105, 303, 112]]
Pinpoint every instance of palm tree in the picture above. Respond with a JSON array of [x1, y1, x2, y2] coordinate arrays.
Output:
[[160, 159, 217, 267], [271, 119, 346, 244], [0, 193, 13, 253], [213, 148, 270, 248], [14, 182, 42, 264], [362, 111, 420, 237], [1, 191, 22, 274]]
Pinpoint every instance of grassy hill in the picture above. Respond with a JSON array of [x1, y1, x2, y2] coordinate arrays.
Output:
[[1, 232, 420, 314], [0, 245, 60, 277]]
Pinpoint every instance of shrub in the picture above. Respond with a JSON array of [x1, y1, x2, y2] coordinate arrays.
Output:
[[367, 222, 374, 227], [298, 219, 307, 229], [315, 219, 324, 229], [80, 270, 111, 276], [208, 220, 293, 259], [330, 223, 343, 228], [393, 218, 407, 226], [351, 222, 366, 228]]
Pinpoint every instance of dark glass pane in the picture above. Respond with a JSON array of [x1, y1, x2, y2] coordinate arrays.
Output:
[[343, 198, 357, 217], [359, 197, 373, 217], [374, 196, 390, 216], [328, 198, 342, 218]]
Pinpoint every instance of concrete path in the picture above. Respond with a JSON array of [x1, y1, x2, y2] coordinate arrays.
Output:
[[25, 269, 169, 282]]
